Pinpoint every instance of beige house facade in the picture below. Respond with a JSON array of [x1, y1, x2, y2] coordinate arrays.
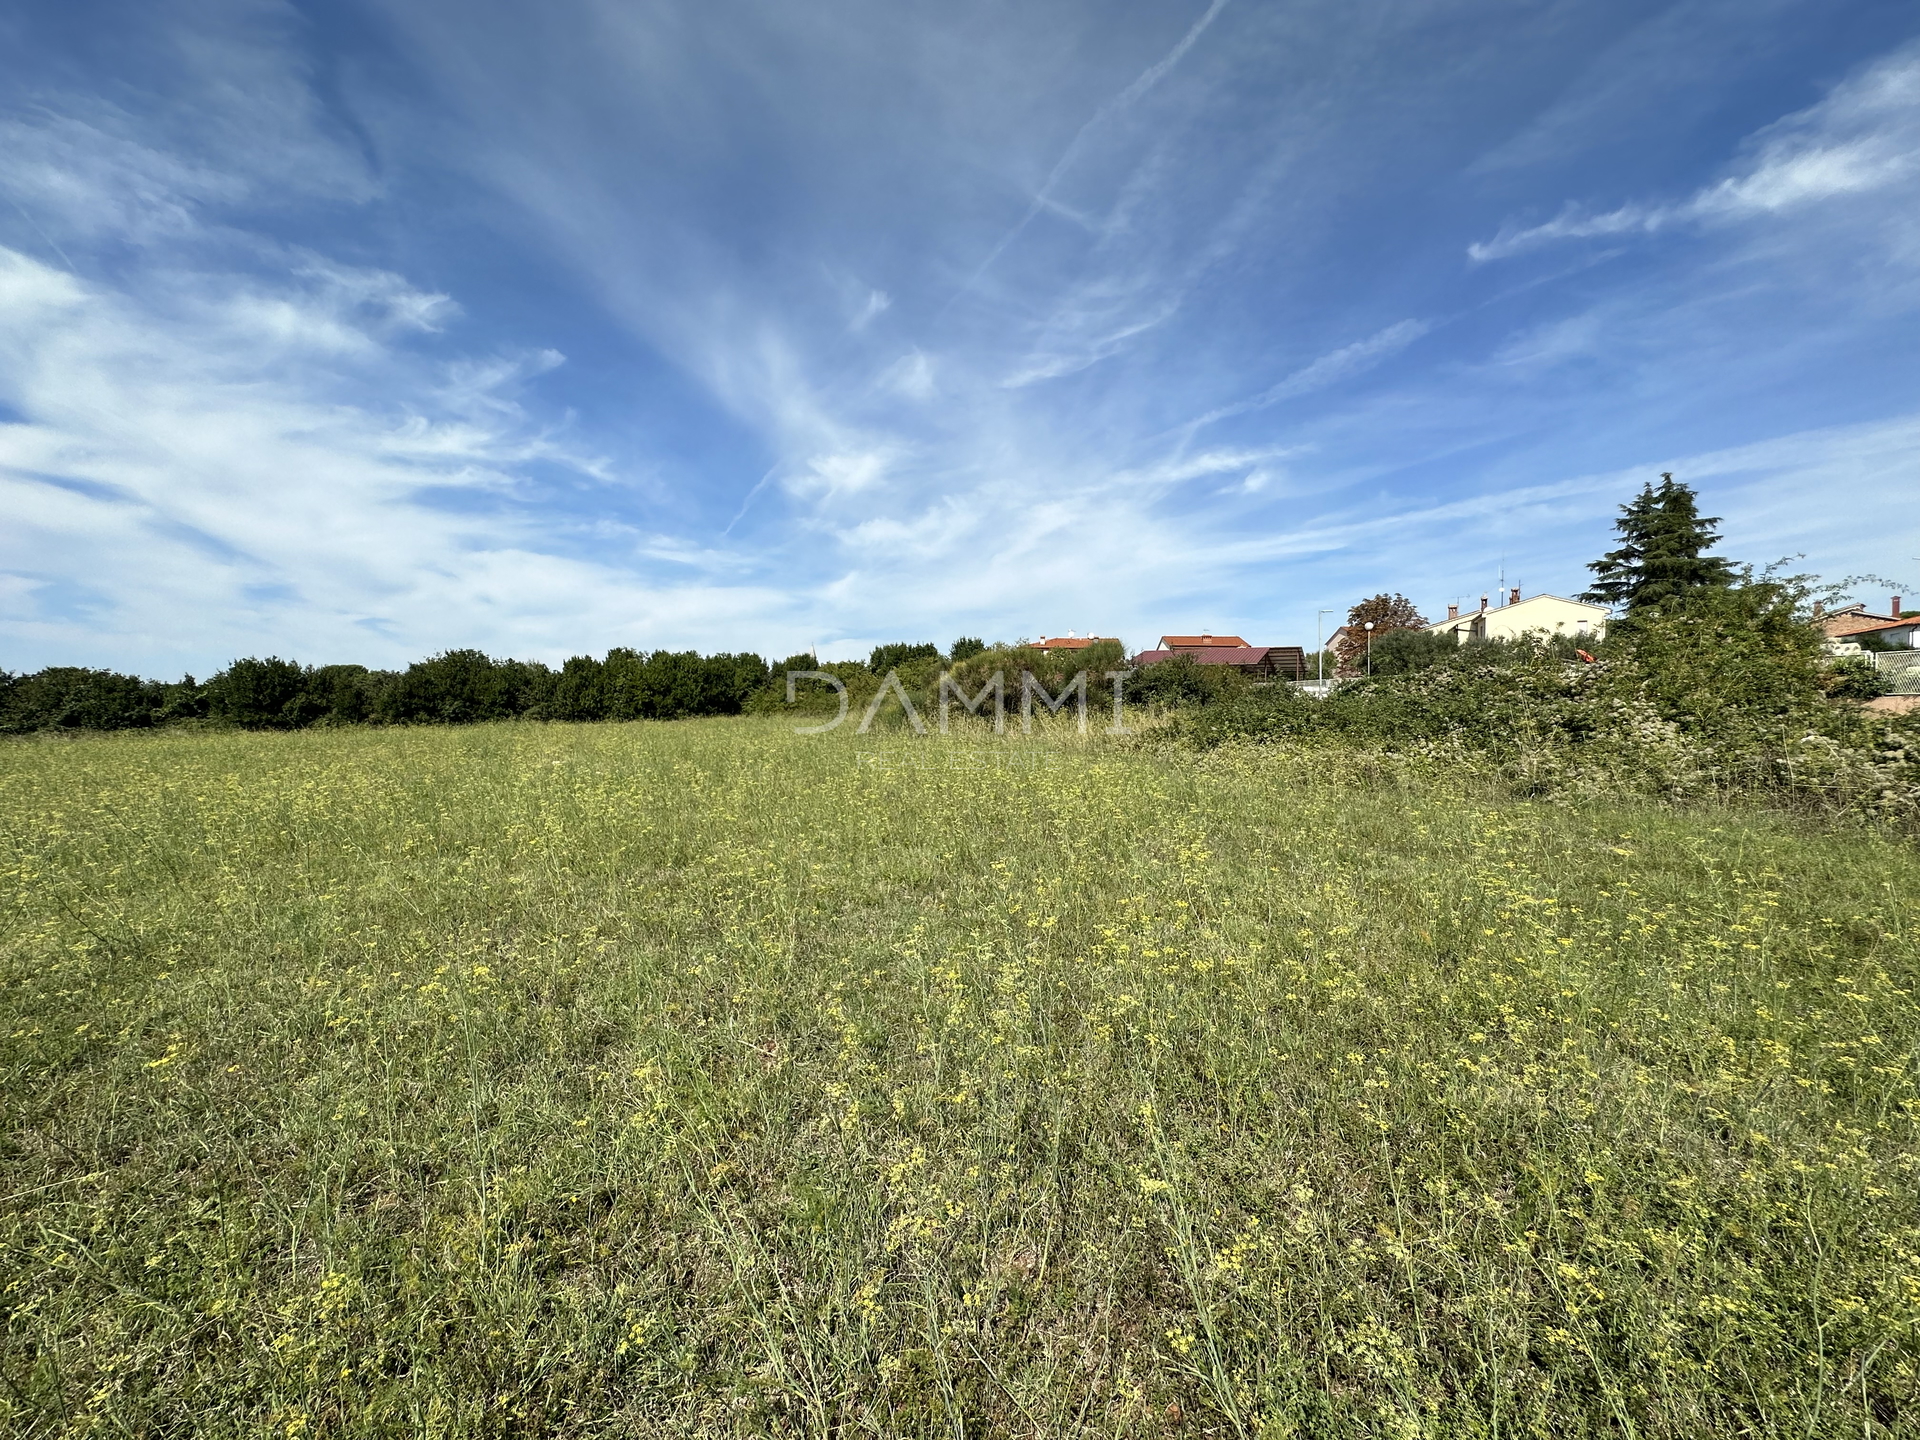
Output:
[[1426, 589, 1609, 645]]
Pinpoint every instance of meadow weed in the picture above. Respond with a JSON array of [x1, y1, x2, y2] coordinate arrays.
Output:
[[1, 717, 1916, 1435]]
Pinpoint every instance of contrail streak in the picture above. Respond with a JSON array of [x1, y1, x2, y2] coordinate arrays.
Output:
[[945, 0, 1229, 309]]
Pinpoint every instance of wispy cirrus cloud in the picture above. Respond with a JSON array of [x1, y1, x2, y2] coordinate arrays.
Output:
[[1180, 320, 1431, 435], [950, 0, 1230, 304], [1471, 40, 1920, 261], [3, 0, 1916, 673]]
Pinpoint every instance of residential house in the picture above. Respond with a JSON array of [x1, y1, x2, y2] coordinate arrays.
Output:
[[1847, 617, 1920, 650], [1035, 633, 1120, 656], [1159, 633, 1251, 653], [1426, 588, 1608, 645], [1818, 599, 1913, 651]]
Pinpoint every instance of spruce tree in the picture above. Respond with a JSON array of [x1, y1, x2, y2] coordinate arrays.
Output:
[[1581, 483, 1659, 608], [1582, 474, 1735, 612]]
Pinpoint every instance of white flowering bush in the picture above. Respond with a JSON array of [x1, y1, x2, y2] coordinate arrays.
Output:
[[1180, 584, 1920, 828]]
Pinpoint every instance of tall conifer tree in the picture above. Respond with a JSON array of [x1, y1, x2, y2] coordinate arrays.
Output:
[[1582, 474, 1735, 612]]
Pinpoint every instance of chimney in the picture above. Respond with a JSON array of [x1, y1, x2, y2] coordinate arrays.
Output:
[[1895, 597, 1904, 617], [1447, 603, 1459, 621], [1479, 593, 1489, 612], [1510, 586, 1521, 606]]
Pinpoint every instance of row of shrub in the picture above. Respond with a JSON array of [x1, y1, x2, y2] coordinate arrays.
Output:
[[745, 639, 1145, 721], [0, 649, 774, 734], [2, 636, 1167, 736], [1166, 582, 1919, 824]]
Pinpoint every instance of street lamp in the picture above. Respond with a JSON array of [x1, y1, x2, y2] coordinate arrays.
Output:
[[1364, 620, 1375, 676]]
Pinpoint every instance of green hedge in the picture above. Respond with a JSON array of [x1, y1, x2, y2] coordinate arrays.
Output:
[[0, 648, 771, 734]]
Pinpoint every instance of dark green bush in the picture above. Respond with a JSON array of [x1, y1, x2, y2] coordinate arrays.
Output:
[[601, 649, 768, 721], [941, 641, 1126, 708], [1128, 653, 1246, 708], [306, 665, 389, 725], [0, 667, 175, 733], [1820, 657, 1892, 701], [377, 650, 555, 725], [3, 647, 771, 734], [1367, 628, 1464, 676], [869, 642, 941, 673], [949, 637, 986, 662], [546, 656, 609, 721], [747, 661, 875, 718], [207, 657, 314, 729]]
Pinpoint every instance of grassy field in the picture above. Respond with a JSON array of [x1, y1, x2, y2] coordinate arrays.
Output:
[[1, 717, 1917, 1438]]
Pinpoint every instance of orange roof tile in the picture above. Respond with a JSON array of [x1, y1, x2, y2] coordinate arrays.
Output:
[[1036, 636, 1116, 650], [1160, 634, 1249, 649]]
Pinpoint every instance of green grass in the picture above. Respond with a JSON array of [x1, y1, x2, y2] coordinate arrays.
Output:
[[1, 717, 1917, 1437]]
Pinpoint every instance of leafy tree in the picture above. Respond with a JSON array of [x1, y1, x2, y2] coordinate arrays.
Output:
[[1128, 652, 1246, 708], [208, 657, 314, 729], [0, 667, 173, 733], [1582, 473, 1736, 613], [546, 656, 609, 722], [949, 637, 986, 662], [1335, 595, 1427, 675], [601, 650, 768, 721], [1367, 627, 1461, 677], [377, 650, 554, 725], [307, 665, 389, 724], [869, 642, 940, 673]]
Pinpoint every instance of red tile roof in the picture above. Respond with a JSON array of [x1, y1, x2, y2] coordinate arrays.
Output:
[[1036, 636, 1116, 650], [1160, 634, 1249, 649]]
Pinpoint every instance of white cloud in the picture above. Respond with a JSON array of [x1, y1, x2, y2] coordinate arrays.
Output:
[[793, 444, 901, 499], [850, 288, 891, 330], [881, 349, 935, 400], [4, 1, 1913, 673], [1181, 320, 1430, 434], [0, 236, 744, 672], [952, 0, 1231, 300], [1471, 41, 1920, 261], [1000, 302, 1180, 388]]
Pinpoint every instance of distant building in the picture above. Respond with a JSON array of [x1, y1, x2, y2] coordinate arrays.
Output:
[[1159, 633, 1250, 653], [1846, 619, 1919, 650], [1818, 599, 1913, 650], [1036, 634, 1120, 656], [1426, 588, 1608, 645]]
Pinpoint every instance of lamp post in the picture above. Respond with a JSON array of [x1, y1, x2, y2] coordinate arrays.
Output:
[[1316, 609, 1335, 689], [1364, 620, 1375, 675]]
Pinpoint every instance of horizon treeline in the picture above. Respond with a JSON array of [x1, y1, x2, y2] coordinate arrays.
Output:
[[0, 635, 1108, 736], [0, 648, 777, 735]]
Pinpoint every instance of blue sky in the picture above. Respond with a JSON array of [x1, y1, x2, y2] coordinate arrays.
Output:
[[2, 0, 1917, 674]]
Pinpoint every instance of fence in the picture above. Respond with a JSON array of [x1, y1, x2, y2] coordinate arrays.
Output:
[[1871, 650, 1920, 695]]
